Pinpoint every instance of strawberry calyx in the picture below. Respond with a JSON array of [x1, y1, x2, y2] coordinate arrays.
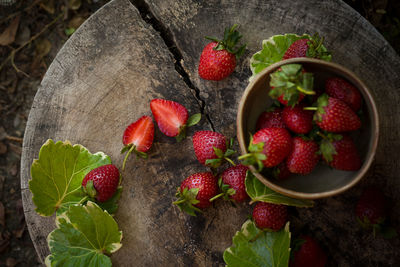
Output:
[[205, 138, 236, 168], [305, 33, 332, 61], [175, 113, 202, 142], [316, 131, 342, 163], [269, 64, 315, 107], [205, 24, 246, 59], [173, 187, 202, 216], [82, 180, 97, 200], [121, 144, 148, 171], [238, 136, 267, 172], [304, 93, 329, 122], [209, 177, 236, 202]]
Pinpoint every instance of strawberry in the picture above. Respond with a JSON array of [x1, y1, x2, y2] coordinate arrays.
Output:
[[290, 235, 327, 267], [356, 187, 397, 238], [121, 115, 154, 171], [255, 108, 286, 131], [310, 94, 361, 132], [320, 134, 361, 171], [356, 187, 387, 226], [286, 137, 320, 175], [283, 104, 314, 134], [150, 99, 200, 141], [325, 77, 362, 111], [192, 131, 235, 168], [269, 64, 315, 107], [173, 172, 219, 216], [282, 33, 331, 61], [217, 164, 249, 203], [273, 161, 292, 180], [198, 24, 246, 81], [252, 202, 288, 231], [239, 128, 292, 170], [82, 164, 120, 202]]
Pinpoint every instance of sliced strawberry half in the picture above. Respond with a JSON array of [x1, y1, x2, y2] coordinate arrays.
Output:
[[121, 115, 154, 171], [150, 99, 201, 141]]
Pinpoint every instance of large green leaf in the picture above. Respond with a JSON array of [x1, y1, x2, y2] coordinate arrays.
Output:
[[45, 201, 122, 267], [223, 220, 291, 267], [29, 139, 111, 216], [245, 171, 313, 207]]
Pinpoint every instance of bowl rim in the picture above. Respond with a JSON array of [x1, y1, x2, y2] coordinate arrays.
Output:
[[237, 57, 379, 199]]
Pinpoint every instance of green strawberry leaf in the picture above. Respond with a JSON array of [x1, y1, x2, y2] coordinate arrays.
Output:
[[186, 113, 201, 127], [223, 220, 291, 267], [173, 187, 202, 216], [45, 201, 122, 267], [250, 33, 330, 81], [245, 171, 313, 207], [319, 139, 337, 163], [29, 140, 111, 216]]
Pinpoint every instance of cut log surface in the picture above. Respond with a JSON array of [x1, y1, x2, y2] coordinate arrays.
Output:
[[20, 0, 400, 266]]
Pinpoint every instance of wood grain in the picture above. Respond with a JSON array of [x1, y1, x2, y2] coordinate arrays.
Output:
[[21, 0, 400, 266]]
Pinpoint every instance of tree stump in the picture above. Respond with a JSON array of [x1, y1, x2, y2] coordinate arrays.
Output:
[[21, 0, 400, 266]]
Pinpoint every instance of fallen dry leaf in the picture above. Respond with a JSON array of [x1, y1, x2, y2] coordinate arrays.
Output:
[[68, 15, 86, 29], [35, 38, 52, 60], [39, 0, 55, 15], [6, 257, 17, 267], [0, 142, 7, 155], [68, 0, 82, 11], [13, 222, 25, 239], [0, 16, 20, 46], [0, 202, 4, 227]]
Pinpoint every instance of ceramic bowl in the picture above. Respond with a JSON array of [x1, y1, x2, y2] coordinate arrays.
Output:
[[237, 58, 379, 199]]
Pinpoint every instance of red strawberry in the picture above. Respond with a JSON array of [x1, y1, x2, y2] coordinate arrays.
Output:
[[283, 104, 314, 134], [290, 236, 327, 267], [173, 172, 219, 216], [218, 164, 249, 203], [121, 115, 154, 171], [312, 94, 361, 132], [273, 161, 292, 180], [356, 187, 388, 228], [256, 108, 286, 131], [192, 131, 235, 168], [82, 164, 120, 202], [286, 137, 320, 175], [150, 99, 200, 141], [239, 127, 292, 170], [325, 77, 362, 111], [282, 34, 331, 61], [252, 202, 288, 231], [198, 24, 246, 81], [320, 134, 361, 171], [269, 64, 314, 107]]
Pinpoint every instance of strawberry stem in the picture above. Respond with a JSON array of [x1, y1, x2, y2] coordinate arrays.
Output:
[[303, 107, 318, 111], [122, 145, 135, 172], [296, 86, 315, 95], [78, 195, 89, 205], [210, 193, 225, 202], [238, 154, 253, 160], [225, 157, 236, 166]]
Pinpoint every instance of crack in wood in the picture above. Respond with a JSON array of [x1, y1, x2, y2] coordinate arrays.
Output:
[[129, 0, 216, 131]]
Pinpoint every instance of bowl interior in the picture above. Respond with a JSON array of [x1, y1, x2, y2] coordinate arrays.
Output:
[[238, 59, 378, 199]]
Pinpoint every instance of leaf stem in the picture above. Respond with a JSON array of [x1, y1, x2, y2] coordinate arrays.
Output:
[[296, 86, 315, 95], [78, 195, 89, 205]]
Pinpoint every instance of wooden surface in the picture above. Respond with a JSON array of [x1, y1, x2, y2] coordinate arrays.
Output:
[[21, 0, 400, 266]]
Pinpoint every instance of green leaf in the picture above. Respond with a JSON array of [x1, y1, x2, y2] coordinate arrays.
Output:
[[96, 187, 122, 215], [29, 139, 111, 216], [245, 171, 313, 207], [45, 201, 122, 267], [319, 139, 337, 163], [223, 220, 291, 267], [250, 33, 331, 81], [65, 27, 76, 36], [186, 113, 201, 127]]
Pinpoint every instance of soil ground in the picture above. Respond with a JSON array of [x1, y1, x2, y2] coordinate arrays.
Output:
[[0, 0, 399, 266]]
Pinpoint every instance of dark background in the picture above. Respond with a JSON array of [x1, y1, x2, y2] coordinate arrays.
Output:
[[0, 0, 399, 266]]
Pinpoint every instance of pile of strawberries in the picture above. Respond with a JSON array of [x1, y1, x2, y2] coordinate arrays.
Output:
[[243, 63, 363, 181]]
